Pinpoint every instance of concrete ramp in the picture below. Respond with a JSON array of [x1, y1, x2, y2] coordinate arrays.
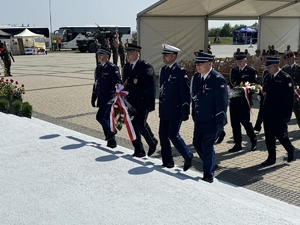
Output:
[[1, 113, 299, 225]]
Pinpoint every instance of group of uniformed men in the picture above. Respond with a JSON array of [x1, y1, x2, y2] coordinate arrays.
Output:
[[91, 42, 297, 183]]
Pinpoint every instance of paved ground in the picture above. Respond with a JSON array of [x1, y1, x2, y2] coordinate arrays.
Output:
[[1, 113, 300, 225], [5, 45, 300, 207]]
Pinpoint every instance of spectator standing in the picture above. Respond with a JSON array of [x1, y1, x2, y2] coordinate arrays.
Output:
[[57, 38, 62, 51], [260, 57, 295, 166], [159, 44, 193, 171], [118, 41, 125, 68], [190, 51, 228, 183]]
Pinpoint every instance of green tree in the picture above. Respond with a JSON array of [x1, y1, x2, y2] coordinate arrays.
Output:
[[208, 27, 221, 37], [219, 23, 232, 37]]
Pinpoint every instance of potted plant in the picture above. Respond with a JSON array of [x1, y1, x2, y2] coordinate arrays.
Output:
[[12, 100, 23, 115], [0, 98, 10, 113], [20, 102, 33, 118]]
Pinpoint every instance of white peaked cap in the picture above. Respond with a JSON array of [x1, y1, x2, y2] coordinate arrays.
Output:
[[161, 44, 181, 54]]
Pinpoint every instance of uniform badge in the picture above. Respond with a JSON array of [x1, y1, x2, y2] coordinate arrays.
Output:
[[146, 68, 153, 76], [134, 78, 138, 84]]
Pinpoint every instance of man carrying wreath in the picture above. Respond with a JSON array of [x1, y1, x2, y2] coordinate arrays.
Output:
[[122, 43, 158, 158], [91, 45, 121, 148], [228, 52, 258, 152]]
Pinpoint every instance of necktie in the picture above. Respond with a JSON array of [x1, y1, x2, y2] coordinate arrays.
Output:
[[131, 64, 133, 70], [201, 76, 204, 82]]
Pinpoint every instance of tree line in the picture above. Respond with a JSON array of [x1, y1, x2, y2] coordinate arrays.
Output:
[[208, 22, 258, 37]]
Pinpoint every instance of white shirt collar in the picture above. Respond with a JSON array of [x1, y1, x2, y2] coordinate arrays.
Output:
[[273, 69, 281, 78], [240, 64, 247, 71], [131, 58, 139, 69], [201, 68, 213, 80], [168, 61, 176, 69]]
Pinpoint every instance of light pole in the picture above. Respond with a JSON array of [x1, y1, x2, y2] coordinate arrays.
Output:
[[49, 0, 53, 51]]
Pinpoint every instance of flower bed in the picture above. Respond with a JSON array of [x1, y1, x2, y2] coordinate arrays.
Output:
[[0, 78, 33, 118]]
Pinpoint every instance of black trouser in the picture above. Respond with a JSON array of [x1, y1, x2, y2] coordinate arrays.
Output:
[[96, 100, 115, 141], [263, 116, 294, 161], [131, 107, 156, 154], [4, 60, 11, 76], [293, 101, 300, 128], [230, 97, 256, 145], [120, 54, 125, 68]]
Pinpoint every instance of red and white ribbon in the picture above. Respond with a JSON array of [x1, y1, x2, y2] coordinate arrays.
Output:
[[110, 83, 136, 141]]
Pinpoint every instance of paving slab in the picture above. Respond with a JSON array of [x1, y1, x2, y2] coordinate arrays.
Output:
[[4, 46, 300, 207]]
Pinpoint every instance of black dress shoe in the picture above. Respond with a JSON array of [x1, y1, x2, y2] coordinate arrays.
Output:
[[287, 148, 295, 162], [147, 139, 158, 157], [228, 145, 242, 153], [202, 177, 213, 183], [261, 159, 276, 166], [106, 139, 117, 148], [216, 131, 226, 144], [162, 163, 174, 168], [251, 139, 257, 151], [105, 131, 117, 141], [183, 154, 193, 171], [132, 152, 146, 158]]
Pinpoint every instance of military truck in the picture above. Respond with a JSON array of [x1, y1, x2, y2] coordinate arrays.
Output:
[[76, 27, 117, 53]]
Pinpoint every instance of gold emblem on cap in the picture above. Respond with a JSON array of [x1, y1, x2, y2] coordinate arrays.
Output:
[[133, 78, 138, 84]]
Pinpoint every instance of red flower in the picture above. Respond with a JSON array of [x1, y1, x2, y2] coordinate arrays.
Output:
[[15, 81, 18, 85], [23, 92, 25, 94], [21, 84, 24, 87]]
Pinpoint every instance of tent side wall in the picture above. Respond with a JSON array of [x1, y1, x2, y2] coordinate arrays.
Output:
[[137, 16, 206, 74], [259, 17, 300, 53]]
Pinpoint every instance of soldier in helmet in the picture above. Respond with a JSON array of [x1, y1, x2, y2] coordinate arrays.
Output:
[[0, 43, 15, 76]]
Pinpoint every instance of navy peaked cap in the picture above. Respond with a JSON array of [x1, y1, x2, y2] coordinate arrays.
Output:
[[265, 57, 280, 66], [194, 51, 215, 64], [97, 45, 111, 55], [235, 52, 247, 60], [125, 43, 142, 52]]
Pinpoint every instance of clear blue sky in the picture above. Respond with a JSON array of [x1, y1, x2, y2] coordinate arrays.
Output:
[[0, 0, 256, 31]]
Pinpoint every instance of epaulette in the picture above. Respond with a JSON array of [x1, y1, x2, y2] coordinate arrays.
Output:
[[142, 60, 148, 65]]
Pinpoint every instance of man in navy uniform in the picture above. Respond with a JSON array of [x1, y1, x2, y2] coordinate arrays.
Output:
[[261, 57, 295, 166], [191, 51, 228, 183], [159, 44, 193, 171], [282, 52, 300, 131], [91, 45, 121, 148], [228, 53, 257, 152], [122, 43, 158, 157]]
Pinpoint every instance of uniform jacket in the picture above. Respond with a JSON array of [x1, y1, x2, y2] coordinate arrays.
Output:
[[282, 63, 300, 85], [122, 59, 156, 111], [229, 65, 258, 105], [0, 49, 14, 62], [229, 65, 257, 87], [262, 70, 294, 120], [191, 69, 228, 129], [159, 62, 190, 120], [92, 61, 121, 106]]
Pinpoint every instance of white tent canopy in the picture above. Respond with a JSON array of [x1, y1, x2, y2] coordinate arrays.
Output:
[[137, 0, 300, 73], [14, 28, 44, 38]]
